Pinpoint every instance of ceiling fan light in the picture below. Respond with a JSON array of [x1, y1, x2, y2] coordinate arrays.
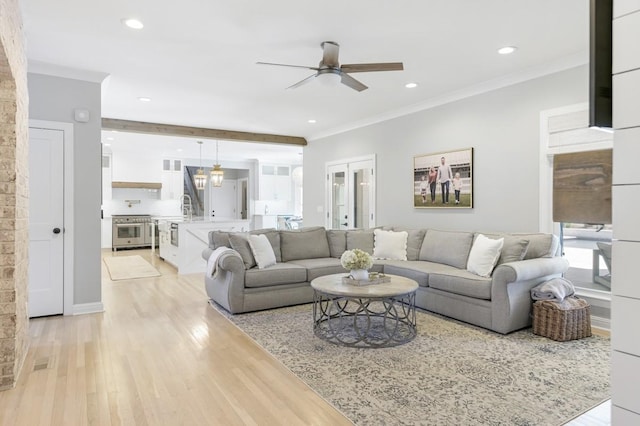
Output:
[[210, 165, 224, 187], [318, 72, 342, 86]]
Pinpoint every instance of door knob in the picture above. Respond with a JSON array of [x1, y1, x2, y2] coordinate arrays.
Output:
[[53, 228, 61, 234]]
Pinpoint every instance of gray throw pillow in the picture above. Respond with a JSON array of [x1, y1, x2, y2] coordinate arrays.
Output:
[[280, 227, 330, 261], [482, 233, 530, 265], [326, 230, 347, 258], [513, 233, 559, 259], [210, 231, 231, 249], [228, 233, 256, 269], [419, 229, 474, 269]]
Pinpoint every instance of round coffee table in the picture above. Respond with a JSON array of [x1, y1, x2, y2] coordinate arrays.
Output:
[[310, 273, 418, 348]]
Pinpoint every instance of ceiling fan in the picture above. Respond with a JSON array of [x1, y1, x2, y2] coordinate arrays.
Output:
[[257, 41, 404, 92]]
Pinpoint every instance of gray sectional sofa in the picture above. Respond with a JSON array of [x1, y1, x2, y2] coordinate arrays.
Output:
[[202, 226, 568, 334]]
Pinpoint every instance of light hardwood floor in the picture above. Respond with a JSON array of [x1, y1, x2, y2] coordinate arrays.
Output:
[[0, 249, 611, 425], [0, 249, 352, 426]]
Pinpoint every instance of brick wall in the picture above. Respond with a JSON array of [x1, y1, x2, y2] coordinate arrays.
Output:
[[0, 0, 29, 390]]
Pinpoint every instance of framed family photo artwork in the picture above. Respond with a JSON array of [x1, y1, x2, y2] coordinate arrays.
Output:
[[413, 148, 473, 208]]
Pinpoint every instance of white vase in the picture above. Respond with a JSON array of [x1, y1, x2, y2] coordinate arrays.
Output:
[[350, 269, 369, 281]]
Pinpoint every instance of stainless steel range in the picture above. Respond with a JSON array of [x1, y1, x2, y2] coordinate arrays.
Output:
[[112, 215, 152, 251]]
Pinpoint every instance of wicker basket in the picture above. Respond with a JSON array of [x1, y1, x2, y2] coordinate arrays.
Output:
[[532, 297, 592, 341]]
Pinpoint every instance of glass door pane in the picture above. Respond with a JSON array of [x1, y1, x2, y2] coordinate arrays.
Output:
[[351, 164, 373, 229], [562, 222, 612, 293], [327, 165, 348, 230]]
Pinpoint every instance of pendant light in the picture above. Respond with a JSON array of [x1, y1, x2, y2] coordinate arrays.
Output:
[[210, 140, 224, 187], [193, 141, 207, 190]]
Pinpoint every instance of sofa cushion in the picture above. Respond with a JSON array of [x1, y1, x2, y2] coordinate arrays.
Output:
[[326, 230, 347, 258], [381, 260, 431, 287], [373, 229, 408, 260], [346, 229, 375, 254], [419, 229, 474, 269], [466, 234, 504, 277], [287, 258, 345, 282], [428, 270, 493, 300], [513, 233, 559, 260], [392, 228, 426, 261], [244, 263, 308, 288], [280, 227, 330, 262], [248, 234, 277, 269]]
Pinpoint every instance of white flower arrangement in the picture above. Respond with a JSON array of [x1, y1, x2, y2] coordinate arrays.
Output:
[[340, 248, 373, 271]]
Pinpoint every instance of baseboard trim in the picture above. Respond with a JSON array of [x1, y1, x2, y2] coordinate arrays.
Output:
[[591, 315, 610, 332], [73, 302, 104, 315]]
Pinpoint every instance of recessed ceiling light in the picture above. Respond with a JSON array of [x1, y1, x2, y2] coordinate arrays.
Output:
[[122, 18, 144, 29], [308, 119, 317, 124], [106, 137, 114, 141], [103, 143, 111, 147], [498, 46, 517, 55], [138, 97, 152, 102], [405, 82, 418, 89], [177, 148, 183, 152]]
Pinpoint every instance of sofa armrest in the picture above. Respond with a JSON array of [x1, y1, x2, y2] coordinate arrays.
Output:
[[202, 248, 214, 261], [203, 249, 247, 313], [492, 257, 570, 284], [490, 257, 569, 334]]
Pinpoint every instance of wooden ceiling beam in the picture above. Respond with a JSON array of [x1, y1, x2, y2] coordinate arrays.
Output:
[[101, 118, 307, 146]]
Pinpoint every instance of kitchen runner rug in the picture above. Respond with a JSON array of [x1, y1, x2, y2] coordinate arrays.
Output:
[[213, 302, 610, 426], [103, 255, 161, 281]]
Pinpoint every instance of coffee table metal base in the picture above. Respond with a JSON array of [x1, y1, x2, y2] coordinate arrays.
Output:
[[312, 291, 417, 348]]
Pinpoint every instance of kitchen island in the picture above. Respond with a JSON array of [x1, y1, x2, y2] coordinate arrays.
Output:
[[158, 217, 249, 274]]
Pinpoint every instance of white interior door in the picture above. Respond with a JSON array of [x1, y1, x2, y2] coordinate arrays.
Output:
[[29, 128, 64, 317], [210, 179, 237, 219]]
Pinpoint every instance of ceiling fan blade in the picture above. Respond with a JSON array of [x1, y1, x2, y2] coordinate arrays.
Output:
[[286, 73, 317, 90], [340, 72, 368, 92], [340, 62, 404, 73], [320, 41, 340, 67], [257, 61, 320, 71]]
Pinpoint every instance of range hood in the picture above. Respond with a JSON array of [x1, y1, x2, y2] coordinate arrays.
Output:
[[112, 181, 162, 189]]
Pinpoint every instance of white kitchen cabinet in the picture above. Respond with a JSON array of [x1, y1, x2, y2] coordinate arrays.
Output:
[[254, 214, 277, 229], [259, 164, 291, 201], [158, 228, 178, 267], [161, 158, 184, 200]]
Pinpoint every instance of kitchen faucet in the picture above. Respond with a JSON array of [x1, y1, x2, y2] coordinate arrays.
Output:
[[180, 194, 193, 221]]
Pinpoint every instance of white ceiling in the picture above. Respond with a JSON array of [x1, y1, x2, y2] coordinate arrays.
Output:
[[22, 0, 588, 142]]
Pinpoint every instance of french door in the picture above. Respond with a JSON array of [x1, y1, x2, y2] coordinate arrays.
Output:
[[326, 156, 376, 230]]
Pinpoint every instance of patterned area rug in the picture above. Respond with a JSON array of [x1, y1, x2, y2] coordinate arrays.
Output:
[[214, 303, 610, 426], [103, 255, 161, 280]]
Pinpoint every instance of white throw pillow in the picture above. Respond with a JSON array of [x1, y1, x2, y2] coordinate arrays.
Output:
[[467, 234, 504, 277], [248, 234, 277, 269], [373, 229, 408, 261]]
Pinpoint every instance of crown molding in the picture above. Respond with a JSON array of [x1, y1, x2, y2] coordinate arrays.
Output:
[[28, 60, 109, 83]]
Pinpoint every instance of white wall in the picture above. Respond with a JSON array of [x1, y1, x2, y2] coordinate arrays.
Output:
[[304, 66, 588, 232], [612, 1, 640, 422], [28, 73, 102, 306]]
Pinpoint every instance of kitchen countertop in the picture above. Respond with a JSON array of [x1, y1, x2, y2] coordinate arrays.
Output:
[[154, 216, 250, 224]]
